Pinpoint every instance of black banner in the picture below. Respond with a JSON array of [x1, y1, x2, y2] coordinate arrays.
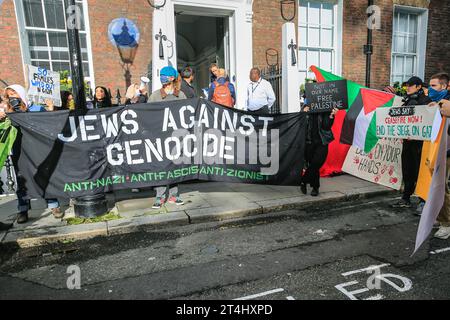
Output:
[[9, 98, 306, 199], [305, 80, 348, 113]]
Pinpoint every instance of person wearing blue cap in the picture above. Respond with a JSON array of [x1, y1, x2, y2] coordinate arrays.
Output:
[[149, 66, 186, 209], [149, 66, 186, 103]]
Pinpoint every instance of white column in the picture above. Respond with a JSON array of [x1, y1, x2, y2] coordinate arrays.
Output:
[[281, 22, 300, 113], [233, 2, 253, 110], [152, 0, 177, 92]]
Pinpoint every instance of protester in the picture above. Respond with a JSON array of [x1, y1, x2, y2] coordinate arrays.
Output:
[[149, 66, 186, 209], [428, 74, 450, 239], [0, 85, 63, 223], [180, 67, 196, 99], [300, 105, 338, 197], [60, 90, 75, 110], [391, 76, 432, 209], [209, 63, 220, 84], [246, 67, 276, 114], [93, 86, 112, 108], [429, 73, 450, 102], [208, 68, 236, 108], [125, 82, 148, 105]]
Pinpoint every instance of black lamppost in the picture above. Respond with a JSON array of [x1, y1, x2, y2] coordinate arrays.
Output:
[[65, 0, 107, 218], [364, 0, 374, 88], [64, 0, 86, 110]]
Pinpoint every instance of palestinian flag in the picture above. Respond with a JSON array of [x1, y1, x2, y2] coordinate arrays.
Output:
[[310, 66, 400, 153]]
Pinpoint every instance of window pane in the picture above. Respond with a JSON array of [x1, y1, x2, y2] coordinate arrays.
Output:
[[51, 50, 69, 61], [77, 3, 86, 31], [299, 26, 308, 47], [308, 27, 320, 47], [48, 32, 68, 48], [409, 14, 418, 34], [52, 61, 70, 72], [308, 2, 320, 25], [83, 62, 90, 77], [28, 30, 48, 47], [320, 50, 332, 71], [321, 3, 334, 27], [44, 0, 65, 29], [398, 13, 408, 32], [32, 60, 51, 70], [307, 49, 319, 68], [407, 35, 417, 53], [394, 34, 406, 52], [23, 0, 45, 28], [79, 33, 87, 49], [30, 49, 49, 59], [405, 56, 415, 75], [321, 28, 333, 48], [299, 4, 308, 25], [299, 49, 307, 70], [394, 55, 404, 75]]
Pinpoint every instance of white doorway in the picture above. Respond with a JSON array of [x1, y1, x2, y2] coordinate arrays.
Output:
[[175, 12, 231, 97], [152, 0, 254, 109]]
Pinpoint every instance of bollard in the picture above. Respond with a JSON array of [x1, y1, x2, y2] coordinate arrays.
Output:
[[74, 194, 108, 218]]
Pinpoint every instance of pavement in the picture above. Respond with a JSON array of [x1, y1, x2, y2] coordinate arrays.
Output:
[[0, 174, 395, 248]]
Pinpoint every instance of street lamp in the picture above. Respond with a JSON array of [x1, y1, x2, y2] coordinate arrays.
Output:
[[108, 18, 140, 91]]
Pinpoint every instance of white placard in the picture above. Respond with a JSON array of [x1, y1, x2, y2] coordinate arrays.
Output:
[[376, 105, 441, 141], [343, 138, 403, 190], [27, 65, 61, 107]]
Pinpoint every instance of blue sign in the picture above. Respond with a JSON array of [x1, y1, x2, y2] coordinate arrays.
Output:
[[108, 18, 140, 48]]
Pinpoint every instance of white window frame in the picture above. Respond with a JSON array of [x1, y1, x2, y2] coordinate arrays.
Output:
[[390, 5, 428, 85], [14, 0, 95, 88], [298, 0, 343, 83]]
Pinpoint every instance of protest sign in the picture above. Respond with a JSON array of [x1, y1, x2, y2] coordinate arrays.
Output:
[[342, 138, 403, 190], [27, 65, 61, 106], [9, 98, 307, 199], [305, 80, 348, 113], [376, 105, 442, 141]]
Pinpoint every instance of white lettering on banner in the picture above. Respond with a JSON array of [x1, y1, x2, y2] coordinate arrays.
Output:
[[335, 264, 413, 300], [376, 105, 442, 141], [56, 104, 279, 172]]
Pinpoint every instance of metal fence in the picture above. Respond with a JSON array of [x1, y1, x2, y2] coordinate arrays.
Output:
[[261, 65, 282, 114]]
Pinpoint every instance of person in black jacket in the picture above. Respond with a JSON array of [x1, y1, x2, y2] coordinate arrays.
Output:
[[300, 106, 338, 196], [180, 67, 197, 99], [391, 76, 432, 209]]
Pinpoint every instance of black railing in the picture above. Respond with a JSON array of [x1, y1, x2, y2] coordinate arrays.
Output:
[[261, 65, 282, 114]]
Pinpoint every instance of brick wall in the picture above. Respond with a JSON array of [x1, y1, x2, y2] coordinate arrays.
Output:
[[87, 0, 153, 95], [425, 0, 450, 80], [252, 0, 297, 70], [0, 0, 25, 90], [342, 0, 395, 89]]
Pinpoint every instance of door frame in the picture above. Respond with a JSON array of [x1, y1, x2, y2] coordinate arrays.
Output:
[[152, 0, 253, 109]]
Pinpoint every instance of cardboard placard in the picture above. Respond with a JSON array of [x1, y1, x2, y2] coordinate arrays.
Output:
[[376, 105, 442, 141], [27, 65, 61, 107], [305, 80, 348, 113], [343, 138, 403, 190]]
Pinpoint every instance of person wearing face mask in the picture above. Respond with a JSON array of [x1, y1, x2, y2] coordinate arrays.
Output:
[[391, 77, 432, 209], [0, 85, 63, 224], [429, 73, 450, 103], [149, 66, 186, 209], [93, 86, 112, 108]]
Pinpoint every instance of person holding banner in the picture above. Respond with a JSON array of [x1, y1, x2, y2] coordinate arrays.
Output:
[[300, 105, 338, 196], [149, 66, 186, 209], [0, 85, 63, 223], [391, 77, 432, 209], [93, 86, 112, 108]]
